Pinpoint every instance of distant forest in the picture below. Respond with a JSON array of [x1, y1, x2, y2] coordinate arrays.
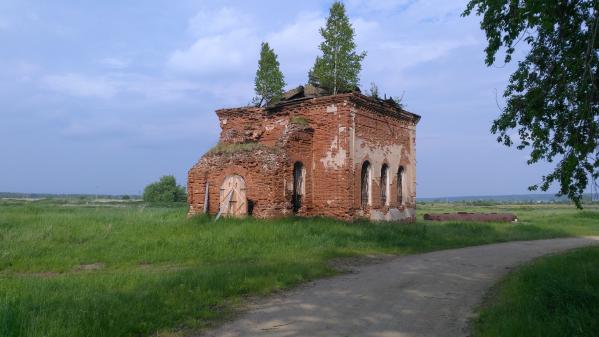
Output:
[[0, 192, 141, 200], [2, 192, 596, 204]]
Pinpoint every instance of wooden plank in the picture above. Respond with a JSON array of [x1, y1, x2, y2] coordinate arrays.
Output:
[[215, 190, 233, 221], [203, 183, 209, 214]]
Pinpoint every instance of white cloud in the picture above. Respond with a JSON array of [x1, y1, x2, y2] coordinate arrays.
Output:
[[349, 0, 467, 23], [402, 0, 468, 23], [188, 7, 252, 37], [167, 29, 259, 75], [267, 12, 324, 81], [166, 3, 477, 92], [166, 6, 262, 75], [376, 38, 478, 71], [37, 71, 251, 104], [40, 74, 117, 99], [348, 0, 414, 12], [98, 57, 130, 69]]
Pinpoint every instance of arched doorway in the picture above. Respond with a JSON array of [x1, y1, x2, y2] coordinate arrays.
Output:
[[361, 161, 371, 208], [292, 162, 304, 214], [219, 175, 247, 217]]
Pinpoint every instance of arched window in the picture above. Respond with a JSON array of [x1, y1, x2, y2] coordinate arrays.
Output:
[[397, 166, 405, 205], [292, 162, 304, 213], [361, 161, 371, 208], [381, 164, 389, 206]]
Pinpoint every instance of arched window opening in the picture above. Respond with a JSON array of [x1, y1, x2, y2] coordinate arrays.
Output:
[[381, 164, 389, 206], [397, 166, 405, 205], [292, 162, 304, 214], [361, 161, 371, 208]]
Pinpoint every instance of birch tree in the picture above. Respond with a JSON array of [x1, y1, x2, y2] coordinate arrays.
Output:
[[309, 1, 366, 95]]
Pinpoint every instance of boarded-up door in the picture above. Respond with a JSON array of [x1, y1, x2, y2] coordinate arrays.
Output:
[[219, 175, 247, 217]]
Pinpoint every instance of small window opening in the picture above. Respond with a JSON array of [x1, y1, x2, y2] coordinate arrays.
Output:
[[397, 166, 405, 205], [292, 162, 304, 213], [361, 161, 371, 208], [381, 164, 389, 206]]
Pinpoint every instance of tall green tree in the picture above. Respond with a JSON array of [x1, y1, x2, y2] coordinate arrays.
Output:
[[254, 42, 285, 106], [309, 1, 366, 95], [463, 0, 598, 207]]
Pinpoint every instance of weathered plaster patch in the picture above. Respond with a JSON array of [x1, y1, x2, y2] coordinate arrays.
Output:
[[320, 135, 347, 170], [354, 135, 416, 206], [354, 137, 405, 175], [326, 104, 338, 113]]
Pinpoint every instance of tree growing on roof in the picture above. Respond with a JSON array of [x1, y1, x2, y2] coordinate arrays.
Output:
[[367, 82, 379, 99], [309, 1, 366, 95], [253, 42, 286, 106]]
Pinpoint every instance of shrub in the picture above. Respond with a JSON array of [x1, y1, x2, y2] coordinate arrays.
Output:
[[143, 176, 186, 202]]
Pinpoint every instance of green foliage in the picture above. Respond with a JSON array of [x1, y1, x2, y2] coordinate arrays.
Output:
[[142, 175, 186, 202], [309, 1, 366, 95], [475, 246, 599, 337], [463, 0, 599, 208], [389, 92, 405, 109], [367, 82, 379, 99], [253, 42, 286, 106], [122, 195, 131, 200]]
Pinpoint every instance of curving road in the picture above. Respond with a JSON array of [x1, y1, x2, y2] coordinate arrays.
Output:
[[201, 237, 599, 337]]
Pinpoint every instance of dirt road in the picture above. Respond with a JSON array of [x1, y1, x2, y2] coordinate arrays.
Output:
[[201, 237, 599, 337]]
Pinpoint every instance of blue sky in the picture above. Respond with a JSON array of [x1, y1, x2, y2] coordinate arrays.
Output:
[[0, 0, 555, 197]]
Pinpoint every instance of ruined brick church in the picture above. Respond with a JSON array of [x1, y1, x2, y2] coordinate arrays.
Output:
[[188, 85, 420, 221]]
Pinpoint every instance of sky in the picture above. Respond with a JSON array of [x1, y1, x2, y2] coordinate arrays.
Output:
[[0, 0, 557, 198]]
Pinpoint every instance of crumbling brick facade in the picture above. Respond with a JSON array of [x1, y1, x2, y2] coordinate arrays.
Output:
[[188, 90, 420, 221]]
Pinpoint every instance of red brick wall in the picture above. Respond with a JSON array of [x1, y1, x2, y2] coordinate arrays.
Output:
[[351, 98, 417, 221], [188, 149, 288, 218], [276, 97, 355, 219], [188, 93, 419, 221]]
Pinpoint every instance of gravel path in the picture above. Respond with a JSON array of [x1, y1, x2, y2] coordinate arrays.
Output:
[[201, 237, 599, 337]]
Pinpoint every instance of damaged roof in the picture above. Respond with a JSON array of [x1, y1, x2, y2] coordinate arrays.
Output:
[[272, 84, 420, 123]]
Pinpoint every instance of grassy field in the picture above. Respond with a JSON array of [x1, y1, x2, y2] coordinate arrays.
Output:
[[0, 199, 598, 337], [474, 246, 599, 337]]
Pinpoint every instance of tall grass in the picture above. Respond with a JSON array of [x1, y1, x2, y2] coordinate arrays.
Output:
[[474, 246, 599, 337], [0, 200, 598, 337]]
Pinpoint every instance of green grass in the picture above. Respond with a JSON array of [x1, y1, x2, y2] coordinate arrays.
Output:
[[474, 246, 599, 337], [207, 142, 266, 155], [0, 199, 598, 337]]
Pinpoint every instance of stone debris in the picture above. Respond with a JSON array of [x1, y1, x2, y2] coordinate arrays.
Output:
[[423, 212, 518, 222]]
